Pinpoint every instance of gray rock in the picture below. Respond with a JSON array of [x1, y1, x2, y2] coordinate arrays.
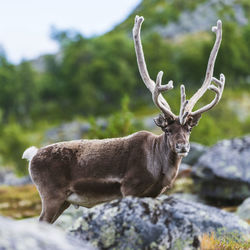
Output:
[[0, 216, 94, 250], [178, 163, 192, 178], [45, 119, 109, 143], [22, 206, 88, 231], [236, 197, 250, 221], [55, 206, 88, 230], [70, 196, 249, 250], [142, 115, 158, 130], [179, 163, 192, 172], [171, 193, 203, 203], [155, 0, 247, 38], [182, 142, 208, 166], [45, 121, 91, 142], [191, 136, 250, 205], [0, 168, 31, 186]]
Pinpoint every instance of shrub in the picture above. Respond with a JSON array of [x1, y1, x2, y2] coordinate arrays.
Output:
[[87, 96, 142, 139], [0, 120, 40, 176]]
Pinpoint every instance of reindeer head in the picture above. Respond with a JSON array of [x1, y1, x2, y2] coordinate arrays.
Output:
[[133, 16, 225, 157], [153, 113, 201, 156]]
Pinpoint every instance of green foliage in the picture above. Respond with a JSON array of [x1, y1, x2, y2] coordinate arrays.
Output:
[[0, 121, 33, 176], [87, 96, 141, 139], [1, 0, 250, 122], [37, 31, 138, 119], [0, 57, 39, 123], [190, 91, 250, 145]]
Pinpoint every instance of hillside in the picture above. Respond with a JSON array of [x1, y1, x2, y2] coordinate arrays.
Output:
[[115, 0, 250, 37], [1, 0, 250, 122]]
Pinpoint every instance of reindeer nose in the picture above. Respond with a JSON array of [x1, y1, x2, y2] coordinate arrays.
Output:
[[176, 143, 190, 153]]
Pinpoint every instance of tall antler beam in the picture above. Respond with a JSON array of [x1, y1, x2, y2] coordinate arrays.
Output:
[[184, 20, 223, 115], [133, 15, 176, 120], [133, 16, 154, 93]]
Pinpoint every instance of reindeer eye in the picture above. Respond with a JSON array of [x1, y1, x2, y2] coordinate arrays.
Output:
[[165, 128, 172, 134]]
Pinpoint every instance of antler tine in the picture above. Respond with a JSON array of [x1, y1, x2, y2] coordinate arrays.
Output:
[[179, 85, 189, 124], [153, 71, 176, 118], [133, 15, 176, 120], [191, 73, 225, 116], [184, 20, 223, 115]]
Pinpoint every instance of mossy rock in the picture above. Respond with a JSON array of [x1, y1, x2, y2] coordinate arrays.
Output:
[[70, 195, 249, 249]]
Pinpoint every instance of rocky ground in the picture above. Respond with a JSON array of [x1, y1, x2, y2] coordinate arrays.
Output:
[[69, 195, 249, 249], [1, 195, 249, 250]]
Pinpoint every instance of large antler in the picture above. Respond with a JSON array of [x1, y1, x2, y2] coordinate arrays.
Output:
[[179, 20, 225, 124], [133, 16, 177, 121]]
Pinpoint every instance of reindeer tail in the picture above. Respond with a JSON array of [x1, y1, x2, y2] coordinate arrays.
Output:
[[22, 146, 38, 162]]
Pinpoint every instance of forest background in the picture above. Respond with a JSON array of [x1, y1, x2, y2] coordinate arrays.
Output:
[[0, 0, 250, 175]]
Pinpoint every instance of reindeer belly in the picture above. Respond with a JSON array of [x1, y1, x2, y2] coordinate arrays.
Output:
[[66, 178, 122, 208], [66, 193, 121, 208]]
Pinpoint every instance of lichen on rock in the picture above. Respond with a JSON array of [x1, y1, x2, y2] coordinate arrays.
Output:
[[69, 195, 249, 249]]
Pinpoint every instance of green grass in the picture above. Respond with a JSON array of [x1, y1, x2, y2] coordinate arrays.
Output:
[[166, 177, 195, 195], [0, 185, 41, 219]]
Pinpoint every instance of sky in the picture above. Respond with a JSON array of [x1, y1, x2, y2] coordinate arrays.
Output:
[[0, 0, 141, 63]]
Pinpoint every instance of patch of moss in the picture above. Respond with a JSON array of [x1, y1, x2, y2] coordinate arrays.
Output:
[[0, 185, 41, 219], [166, 177, 195, 195]]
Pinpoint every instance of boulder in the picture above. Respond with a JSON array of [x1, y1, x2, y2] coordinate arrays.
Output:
[[70, 196, 249, 250], [45, 119, 108, 143], [182, 142, 208, 166], [236, 197, 250, 221], [0, 168, 31, 186], [171, 193, 203, 203], [55, 206, 88, 230], [178, 163, 192, 178], [142, 115, 158, 130], [191, 136, 250, 205], [0, 216, 94, 250], [45, 121, 91, 142]]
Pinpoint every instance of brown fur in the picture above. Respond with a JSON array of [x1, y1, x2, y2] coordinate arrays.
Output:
[[28, 117, 199, 223]]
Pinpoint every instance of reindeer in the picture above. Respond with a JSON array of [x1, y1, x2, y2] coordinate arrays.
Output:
[[22, 16, 225, 223]]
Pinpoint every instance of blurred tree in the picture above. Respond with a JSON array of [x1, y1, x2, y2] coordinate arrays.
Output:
[[0, 120, 32, 175], [87, 96, 141, 139], [43, 30, 138, 118], [0, 55, 39, 123], [216, 22, 250, 84]]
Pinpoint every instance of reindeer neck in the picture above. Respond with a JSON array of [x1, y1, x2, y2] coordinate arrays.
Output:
[[156, 133, 182, 175]]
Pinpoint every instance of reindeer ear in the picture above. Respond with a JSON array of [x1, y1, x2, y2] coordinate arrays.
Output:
[[187, 114, 202, 127], [154, 114, 168, 128]]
